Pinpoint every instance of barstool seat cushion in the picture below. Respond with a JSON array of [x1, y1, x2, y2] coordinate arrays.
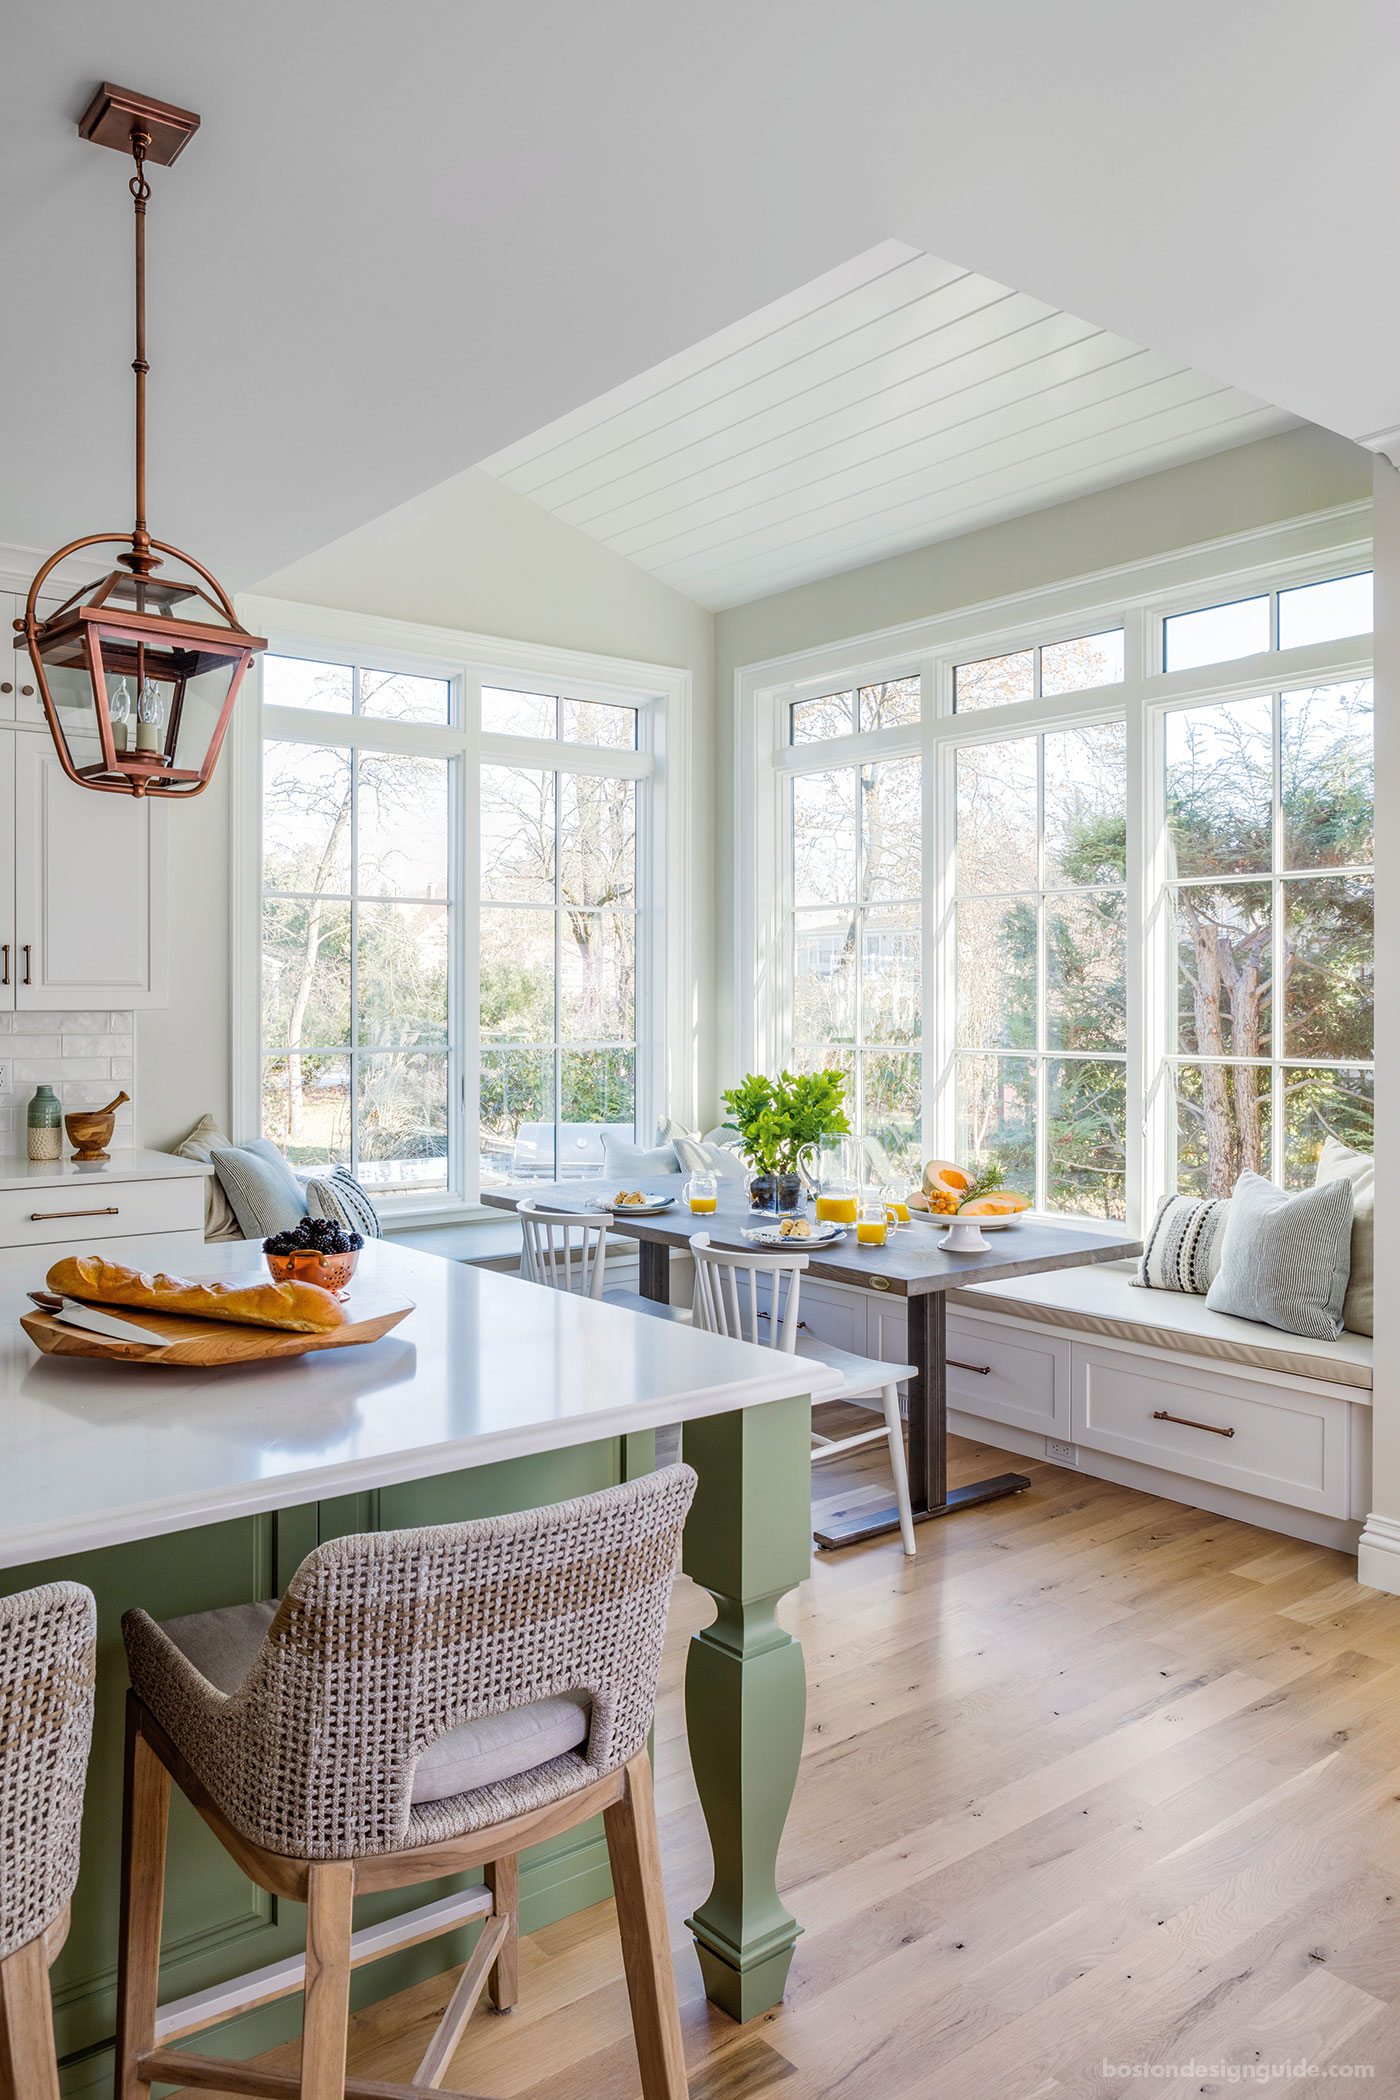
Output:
[[157, 1600, 591, 1804]]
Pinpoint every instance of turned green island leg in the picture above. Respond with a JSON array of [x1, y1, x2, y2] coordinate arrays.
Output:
[[681, 1392, 811, 2022]]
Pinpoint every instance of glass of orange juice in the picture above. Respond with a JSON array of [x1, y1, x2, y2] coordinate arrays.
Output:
[[685, 1171, 719, 1215], [814, 1189, 859, 1224], [884, 1185, 910, 1228], [856, 1197, 888, 1248]]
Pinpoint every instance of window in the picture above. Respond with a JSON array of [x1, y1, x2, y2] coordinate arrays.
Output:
[[1163, 680, 1373, 1194], [253, 636, 667, 1212], [790, 676, 920, 743], [954, 630, 1123, 711], [788, 750, 922, 1177], [955, 723, 1128, 1215], [757, 545, 1373, 1228], [262, 739, 450, 1194], [480, 762, 637, 1184]]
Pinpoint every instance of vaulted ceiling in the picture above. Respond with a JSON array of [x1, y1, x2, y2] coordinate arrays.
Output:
[[482, 244, 1296, 608], [2, 3, 1393, 596]]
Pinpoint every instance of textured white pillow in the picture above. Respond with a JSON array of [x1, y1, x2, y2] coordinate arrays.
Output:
[[1315, 1137, 1373, 1336], [175, 1114, 244, 1241], [673, 1136, 748, 1181], [601, 1132, 682, 1180]]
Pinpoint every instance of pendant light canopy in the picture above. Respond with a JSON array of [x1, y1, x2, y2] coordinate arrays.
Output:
[[14, 85, 265, 799]]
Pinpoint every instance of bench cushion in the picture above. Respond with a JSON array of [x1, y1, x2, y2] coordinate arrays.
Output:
[[157, 1599, 591, 1804], [950, 1259, 1372, 1391]]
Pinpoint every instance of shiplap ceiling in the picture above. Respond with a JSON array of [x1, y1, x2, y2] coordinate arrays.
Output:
[[483, 242, 1299, 611]]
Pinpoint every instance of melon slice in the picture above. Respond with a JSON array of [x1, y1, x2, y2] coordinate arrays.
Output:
[[958, 1190, 1031, 1216], [921, 1159, 974, 1199]]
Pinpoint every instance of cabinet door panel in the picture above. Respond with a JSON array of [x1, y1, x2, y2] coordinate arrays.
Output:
[[0, 734, 12, 1010], [13, 732, 167, 1007]]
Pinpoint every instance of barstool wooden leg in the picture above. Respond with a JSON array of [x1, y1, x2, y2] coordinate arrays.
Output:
[[115, 1698, 172, 2100], [300, 1861, 355, 2100], [484, 1855, 519, 2011], [604, 1752, 687, 2100], [0, 1938, 61, 2100]]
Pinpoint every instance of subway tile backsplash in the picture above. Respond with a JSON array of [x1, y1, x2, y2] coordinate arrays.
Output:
[[0, 1011, 135, 1144]]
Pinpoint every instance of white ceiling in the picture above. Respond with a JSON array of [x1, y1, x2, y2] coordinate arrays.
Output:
[[482, 244, 1297, 609], [2, 3, 1395, 597]]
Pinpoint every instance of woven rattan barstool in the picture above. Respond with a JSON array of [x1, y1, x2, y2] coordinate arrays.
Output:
[[114, 1466, 697, 2100], [0, 1581, 97, 2100]]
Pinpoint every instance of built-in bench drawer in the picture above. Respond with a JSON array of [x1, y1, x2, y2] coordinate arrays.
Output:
[[947, 1314, 1070, 1437], [0, 1175, 205, 1251], [1072, 1341, 1350, 1516]]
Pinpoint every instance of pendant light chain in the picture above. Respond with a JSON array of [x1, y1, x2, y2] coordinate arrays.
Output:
[[129, 129, 153, 577]]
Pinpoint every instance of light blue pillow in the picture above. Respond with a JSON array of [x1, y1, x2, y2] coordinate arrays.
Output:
[[600, 1132, 681, 1180], [209, 1141, 309, 1239], [1204, 1170, 1353, 1340]]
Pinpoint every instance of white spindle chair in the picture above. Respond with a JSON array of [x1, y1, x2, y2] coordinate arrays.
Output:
[[689, 1234, 917, 1555], [518, 1199, 611, 1300]]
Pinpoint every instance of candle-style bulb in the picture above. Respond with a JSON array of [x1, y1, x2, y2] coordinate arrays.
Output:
[[108, 677, 131, 754], [135, 678, 165, 755]]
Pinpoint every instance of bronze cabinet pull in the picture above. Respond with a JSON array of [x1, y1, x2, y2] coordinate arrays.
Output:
[[0, 683, 11, 695], [1152, 1407, 1235, 1438], [1, 944, 8, 985], [21, 944, 31, 985], [19, 685, 33, 697], [29, 1207, 120, 1221], [949, 1358, 992, 1375]]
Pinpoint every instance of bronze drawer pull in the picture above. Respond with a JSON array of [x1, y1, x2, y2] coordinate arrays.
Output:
[[1152, 1407, 1234, 1438], [949, 1358, 992, 1375], [21, 943, 31, 985], [30, 1206, 120, 1221], [1, 944, 8, 985]]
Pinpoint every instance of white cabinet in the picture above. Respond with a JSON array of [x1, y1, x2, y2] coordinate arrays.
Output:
[[9, 728, 167, 1009]]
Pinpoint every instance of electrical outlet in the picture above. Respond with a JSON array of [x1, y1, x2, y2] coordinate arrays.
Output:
[[0, 1063, 11, 1094], [1045, 1438, 1079, 1466]]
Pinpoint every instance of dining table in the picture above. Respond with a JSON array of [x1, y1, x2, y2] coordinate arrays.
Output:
[[483, 1180, 1141, 1549]]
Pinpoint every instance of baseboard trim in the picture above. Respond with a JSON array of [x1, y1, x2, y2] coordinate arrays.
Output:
[[1357, 1514, 1400, 1594]]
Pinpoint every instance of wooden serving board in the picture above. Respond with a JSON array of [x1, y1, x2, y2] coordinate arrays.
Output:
[[20, 1276, 415, 1367]]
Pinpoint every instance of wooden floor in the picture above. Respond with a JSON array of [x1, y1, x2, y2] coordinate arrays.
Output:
[[182, 1411, 1400, 2099]]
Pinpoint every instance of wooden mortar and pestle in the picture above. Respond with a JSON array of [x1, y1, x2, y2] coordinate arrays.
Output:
[[64, 1092, 131, 1163]]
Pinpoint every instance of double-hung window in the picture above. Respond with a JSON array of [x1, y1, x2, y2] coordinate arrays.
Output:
[[246, 622, 673, 1216]]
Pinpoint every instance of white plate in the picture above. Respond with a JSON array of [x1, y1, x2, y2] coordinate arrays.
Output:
[[593, 1194, 678, 1216], [741, 1222, 847, 1247]]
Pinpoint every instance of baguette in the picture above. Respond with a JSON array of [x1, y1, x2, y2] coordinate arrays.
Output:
[[46, 1255, 345, 1335]]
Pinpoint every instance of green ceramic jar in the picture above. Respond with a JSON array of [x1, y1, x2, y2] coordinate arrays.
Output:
[[27, 1083, 62, 1163]]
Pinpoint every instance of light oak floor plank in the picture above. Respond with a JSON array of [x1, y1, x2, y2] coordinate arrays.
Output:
[[173, 1418, 1400, 2100]]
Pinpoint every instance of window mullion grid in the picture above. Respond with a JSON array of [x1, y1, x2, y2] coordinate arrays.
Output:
[[854, 760, 864, 1135]]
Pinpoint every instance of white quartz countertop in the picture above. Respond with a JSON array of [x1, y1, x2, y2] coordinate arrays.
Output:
[[0, 1237, 840, 1568], [0, 1147, 209, 1191]]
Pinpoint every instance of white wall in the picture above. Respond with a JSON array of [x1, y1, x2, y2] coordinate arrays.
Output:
[[710, 424, 1373, 1110], [136, 467, 716, 1151], [1357, 454, 1399, 1593]]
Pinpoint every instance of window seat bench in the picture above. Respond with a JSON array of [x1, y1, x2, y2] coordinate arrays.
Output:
[[789, 1255, 1372, 1553], [949, 1259, 1373, 1392]]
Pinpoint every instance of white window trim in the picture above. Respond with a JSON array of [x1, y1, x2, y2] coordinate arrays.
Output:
[[231, 596, 692, 1227], [734, 499, 1373, 1231]]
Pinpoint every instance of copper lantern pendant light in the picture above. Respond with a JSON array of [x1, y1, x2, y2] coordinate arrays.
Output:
[[13, 84, 265, 799]]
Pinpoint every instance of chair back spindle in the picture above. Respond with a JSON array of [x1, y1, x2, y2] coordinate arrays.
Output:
[[518, 1200, 610, 1300], [690, 1234, 807, 1352]]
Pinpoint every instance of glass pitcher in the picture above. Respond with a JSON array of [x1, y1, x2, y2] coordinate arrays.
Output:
[[798, 1134, 867, 1224]]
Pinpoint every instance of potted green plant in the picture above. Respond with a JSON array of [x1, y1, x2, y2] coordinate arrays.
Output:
[[720, 1069, 850, 1212]]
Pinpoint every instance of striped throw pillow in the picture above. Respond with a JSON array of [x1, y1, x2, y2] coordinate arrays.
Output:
[[1134, 1192, 1230, 1295], [305, 1168, 382, 1240]]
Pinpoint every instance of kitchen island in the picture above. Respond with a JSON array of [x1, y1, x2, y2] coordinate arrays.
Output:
[[0, 1236, 840, 2092]]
